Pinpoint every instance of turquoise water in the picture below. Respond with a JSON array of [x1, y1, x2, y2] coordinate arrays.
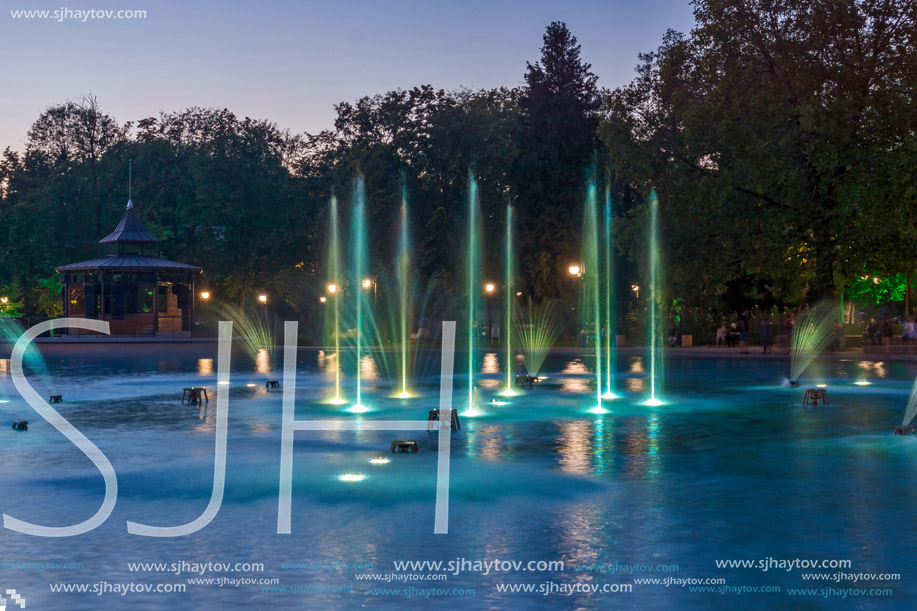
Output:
[[1, 347, 915, 609]]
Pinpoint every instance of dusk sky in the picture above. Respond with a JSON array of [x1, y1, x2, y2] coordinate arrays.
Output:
[[0, 0, 695, 152]]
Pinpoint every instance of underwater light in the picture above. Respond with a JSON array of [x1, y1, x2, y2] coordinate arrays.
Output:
[[461, 408, 482, 418], [369, 457, 391, 465], [328, 397, 347, 405], [643, 397, 664, 407], [589, 406, 609, 414], [0, 399, 8, 404], [854, 381, 871, 386], [395, 392, 413, 399], [601, 391, 621, 400], [348, 404, 369, 413], [499, 388, 517, 397], [218, 381, 230, 385], [246, 383, 256, 387], [816, 384, 827, 388], [490, 400, 508, 406], [337, 473, 366, 482]]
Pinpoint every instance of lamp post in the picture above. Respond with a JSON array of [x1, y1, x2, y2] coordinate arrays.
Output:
[[362, 277, 377, 310], [484, 283, 496, 345], [258, 293, 268, 322]]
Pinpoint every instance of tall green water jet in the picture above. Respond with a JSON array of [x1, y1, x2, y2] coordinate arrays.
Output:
[[464, 171, 483, 416], [395, 185, 413, 398], [501, 203, 516, 396], [602, 181, 619, 400], [514, 299, 563, 377], [349, 177, 369, 412], [644, 191, 665, 406], [582, 181, 604, 412], [789, 301, 836, 384], [326, 195, 344, 404]]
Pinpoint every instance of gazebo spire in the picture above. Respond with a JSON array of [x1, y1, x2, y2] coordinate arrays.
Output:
[[127, 159, 133, 209]]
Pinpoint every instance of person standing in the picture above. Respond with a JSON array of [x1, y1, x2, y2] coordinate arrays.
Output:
[[759, 317, 773, 354]]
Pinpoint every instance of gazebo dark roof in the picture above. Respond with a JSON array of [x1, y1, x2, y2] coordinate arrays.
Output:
[[55, 200, 200, 274], [56, 255, 201, 273], [98, 201, 160, 244]]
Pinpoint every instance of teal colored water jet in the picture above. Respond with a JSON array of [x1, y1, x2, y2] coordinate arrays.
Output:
[[395, 184, 413, 398], [464, 171, 483, 415], [325, 194, 344, 404], [349, 177, 369, 412], [602, 180, 619, 400], [502, 203, 516, 396], [581, 181, 603, 411], [644, 191, 665, 406]]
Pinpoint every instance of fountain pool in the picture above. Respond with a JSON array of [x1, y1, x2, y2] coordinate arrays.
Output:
[[1, 346, 915, 609]]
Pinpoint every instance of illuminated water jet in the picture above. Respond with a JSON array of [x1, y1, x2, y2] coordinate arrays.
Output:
[[645, 191, 665, 404]]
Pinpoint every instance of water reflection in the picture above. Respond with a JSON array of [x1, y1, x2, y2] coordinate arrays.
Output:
[[197, 358, 214, 375], [478, 425, 504, 461], [557, 420, 592, 475], [561, 360, 589, 393], [626, 357, 647, 392], [480, 353, 501, 389], [255, 349, 271, 375], [629, 357, 645, 374], [360, 355, 379, 382]]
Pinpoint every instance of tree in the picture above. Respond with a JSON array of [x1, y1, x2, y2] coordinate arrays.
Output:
[[604, 0, 917, 307], [516, 21, 602, 298]]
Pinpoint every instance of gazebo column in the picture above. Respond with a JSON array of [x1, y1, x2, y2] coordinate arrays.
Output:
[[100, 273, 106, 324], [153, 272, 159, 334], [189, 273, 195, 333]]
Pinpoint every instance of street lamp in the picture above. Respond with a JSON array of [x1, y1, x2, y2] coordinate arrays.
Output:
[[569, 265, 582, 277], [362, 278, 373, 289], [485, 283, 495, 293], [327, 284, 337, 294], [0, 296, 7, 304], [258, 294, 267, 304], [631, 284, 640, 299], [319, 296, 327, 303], [200, 291, 210, 300]]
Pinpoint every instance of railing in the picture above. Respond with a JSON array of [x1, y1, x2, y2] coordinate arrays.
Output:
[[0, 316, 217, 339]]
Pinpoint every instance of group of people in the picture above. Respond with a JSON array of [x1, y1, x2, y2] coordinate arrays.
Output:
[[713, 313, 795, 354], [863, 316, 917, 348]]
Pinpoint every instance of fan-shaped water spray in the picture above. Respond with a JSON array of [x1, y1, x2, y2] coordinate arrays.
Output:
[[211, 304, 274, 374], [789, 302, 837, 384], [513, 299, 563, 378], [901, 376, 917, 427]]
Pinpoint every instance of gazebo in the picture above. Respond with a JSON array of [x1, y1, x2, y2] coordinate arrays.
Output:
[[56, 200, 202, 336]]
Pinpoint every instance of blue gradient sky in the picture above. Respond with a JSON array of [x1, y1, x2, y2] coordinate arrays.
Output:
[[0, 0, 695, 151]]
